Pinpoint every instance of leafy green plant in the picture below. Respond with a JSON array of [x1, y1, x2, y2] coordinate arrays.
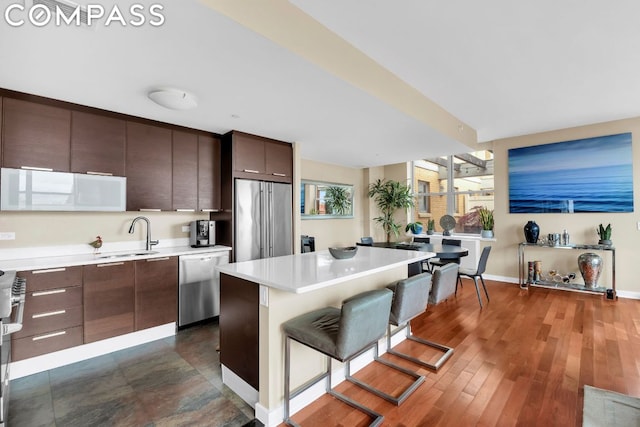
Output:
[[324, 186, 352, 215], [368, 179, 415, 242], [478, 207, 494, 231], [427, 219, 435, 230], [597, 223, 612, 240]]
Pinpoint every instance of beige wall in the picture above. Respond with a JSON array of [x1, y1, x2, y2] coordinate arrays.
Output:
[[0, 211, 208, 251], [489, 117, 640, 294]]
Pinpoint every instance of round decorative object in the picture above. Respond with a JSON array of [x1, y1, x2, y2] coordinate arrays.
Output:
[[439, 215, 456, 236], [328, 246, 358, 259], [578, 252, 602, 287], [524, 220, 540, 243]]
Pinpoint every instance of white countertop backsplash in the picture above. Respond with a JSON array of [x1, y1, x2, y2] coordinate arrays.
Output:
[[217, 245, 433, 294], [0, 238, 231, 271]]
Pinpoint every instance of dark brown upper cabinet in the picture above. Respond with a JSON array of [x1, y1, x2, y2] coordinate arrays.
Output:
[[172, 130, 199, 211], [198, 134, 221, 211], [2, 98, 71, 171], [265, 140, 293, 181], [71, 111, 126, 176], [230, 131, 292, 183], [126, 121, 172, 211]]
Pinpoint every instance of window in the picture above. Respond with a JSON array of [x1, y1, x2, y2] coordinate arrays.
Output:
[[417, 180, 430, 213], [413, 150, 494, 235]]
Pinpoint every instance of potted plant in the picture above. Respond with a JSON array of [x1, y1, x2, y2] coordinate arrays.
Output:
[[324, 185, 352, 215], [597, 223, 612, 245], [426, 219, 435, 235], [479, 207, 494, 238], [405, 221, 423, 235], [368, 179, 415, 242]]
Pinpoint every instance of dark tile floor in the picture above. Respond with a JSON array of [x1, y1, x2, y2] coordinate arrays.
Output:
[[8, 320, 258, 427]]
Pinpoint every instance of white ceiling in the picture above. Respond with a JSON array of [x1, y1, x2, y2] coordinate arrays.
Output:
[[2, 1, 640, 168]]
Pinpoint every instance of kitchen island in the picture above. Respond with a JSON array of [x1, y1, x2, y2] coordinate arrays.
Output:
[[217, 246, 433, 426]]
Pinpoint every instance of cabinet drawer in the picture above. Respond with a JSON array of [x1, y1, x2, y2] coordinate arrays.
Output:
[[25, 286, 82, 314], [14, 305, 83, 340], [19, 266, 83, 292], [12, 326, 83, 361]]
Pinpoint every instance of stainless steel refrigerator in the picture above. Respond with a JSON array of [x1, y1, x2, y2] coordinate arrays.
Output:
[[234, 179, 292, 262]]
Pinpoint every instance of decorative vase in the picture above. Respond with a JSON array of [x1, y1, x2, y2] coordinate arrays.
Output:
[[481, 229, 494, 238], [578, 253, 602, 288], [598, 239, 612, 246], [413, 224, 423, 235], [427, 229, 434, 235], [524, 220, 540, 243]]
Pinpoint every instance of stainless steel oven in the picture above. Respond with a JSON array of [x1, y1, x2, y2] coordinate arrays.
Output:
[[0, 270, 26, 426]]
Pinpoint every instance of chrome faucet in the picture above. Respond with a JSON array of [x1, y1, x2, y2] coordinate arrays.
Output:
[[128, 216, 159, 251]]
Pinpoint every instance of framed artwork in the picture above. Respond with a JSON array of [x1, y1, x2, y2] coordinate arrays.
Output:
[[508, 133, 633, 213]]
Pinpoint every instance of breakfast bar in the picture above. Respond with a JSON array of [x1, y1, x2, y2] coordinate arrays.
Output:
[[217, 246, 433, 426]]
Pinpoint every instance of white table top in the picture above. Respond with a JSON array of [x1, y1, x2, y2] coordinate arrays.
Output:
[[217, 246, 433, 294]]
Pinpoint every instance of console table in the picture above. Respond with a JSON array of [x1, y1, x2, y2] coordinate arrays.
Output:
[[518, 242, 615, 295]]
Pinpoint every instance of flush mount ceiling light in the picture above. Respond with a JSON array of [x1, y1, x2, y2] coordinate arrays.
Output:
[[147, 88, 198, 110]]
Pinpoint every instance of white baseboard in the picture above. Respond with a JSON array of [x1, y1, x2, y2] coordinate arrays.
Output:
[[221, 365, 259, 408], [10, 323, 176, 379]]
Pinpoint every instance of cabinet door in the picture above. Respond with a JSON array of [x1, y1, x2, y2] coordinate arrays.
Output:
[[265, 141, 292, 183], [83, 262, 135, 343], [19, 266, 82, 292], [198, 134, 221, 211], [233, 133, 265, 174], [71, 111, 126, 176], [172, 130, 198, 211], [135, 257, 178, 330], [126, 121, 172, 211], [2, 98, 71, 171]]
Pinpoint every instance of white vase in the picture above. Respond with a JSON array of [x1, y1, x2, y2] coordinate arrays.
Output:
[[481, 230, 494, 238]]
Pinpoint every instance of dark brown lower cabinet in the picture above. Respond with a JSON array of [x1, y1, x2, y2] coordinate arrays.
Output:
[[219, 273, 259, 389], [83, 261, 135, 343], [135, 257, 178, 331]]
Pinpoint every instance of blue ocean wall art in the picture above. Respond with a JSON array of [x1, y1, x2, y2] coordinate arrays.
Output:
[[508, 133, 634, 213]]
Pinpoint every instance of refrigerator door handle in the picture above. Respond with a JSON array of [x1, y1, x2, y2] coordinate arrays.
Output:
[[260, 183, 270, 259]]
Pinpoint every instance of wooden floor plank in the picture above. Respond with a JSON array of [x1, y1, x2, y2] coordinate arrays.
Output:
[[282, 280, 640, 426]]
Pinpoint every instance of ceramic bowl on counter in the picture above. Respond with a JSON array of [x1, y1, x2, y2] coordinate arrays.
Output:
[[328, 246, 358, 259]]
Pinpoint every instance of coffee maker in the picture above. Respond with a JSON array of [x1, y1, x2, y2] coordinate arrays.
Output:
[[190, 220, 216, 247]]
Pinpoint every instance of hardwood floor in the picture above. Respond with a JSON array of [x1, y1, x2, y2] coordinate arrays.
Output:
[[285, 279, 640, 426]]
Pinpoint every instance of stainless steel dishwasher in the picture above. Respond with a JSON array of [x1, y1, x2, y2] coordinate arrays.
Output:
[[178, 251, 229, 327]]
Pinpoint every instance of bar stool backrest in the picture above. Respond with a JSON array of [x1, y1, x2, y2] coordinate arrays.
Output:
[[388, 272, 432, 325], [336, 289, 393, 360]]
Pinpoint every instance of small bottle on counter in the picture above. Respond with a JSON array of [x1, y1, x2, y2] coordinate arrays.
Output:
[[562, 229, 570, 246]]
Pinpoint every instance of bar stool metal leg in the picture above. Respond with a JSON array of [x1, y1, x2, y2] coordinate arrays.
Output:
[[386, 322, 454, 371]]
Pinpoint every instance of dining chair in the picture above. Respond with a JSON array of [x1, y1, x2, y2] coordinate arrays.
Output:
[[428, 238, 462, 272], [411, 237, 430, 271], [300, 235, 315, 253], [457, 246, 492, 308], [360, 236, 374, 246]]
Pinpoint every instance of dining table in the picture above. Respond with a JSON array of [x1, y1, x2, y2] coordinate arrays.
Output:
[[356, 241, 469, 275]]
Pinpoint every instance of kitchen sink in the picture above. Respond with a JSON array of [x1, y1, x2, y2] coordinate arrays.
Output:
[[97, 251, 159, 259]]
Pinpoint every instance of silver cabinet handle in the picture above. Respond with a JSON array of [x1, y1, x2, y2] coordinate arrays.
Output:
[[21, 166, 53, 171], [146, 257, 170, 262], [243, 169, 259, 174], [86, 171, 113, 176], [33, 268, 66, 274], [32, 310, 66, 319], [139, 209, 161, 212], [272, 173, 286, 177], [32, 289, 66, 297], [33, 330, 66, 341], [175, 209, 195, 212], [97, 262, 125, 268]]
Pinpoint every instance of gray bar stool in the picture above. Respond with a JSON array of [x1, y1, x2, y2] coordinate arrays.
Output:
[[282, 289, 393, 427], [386, 272, 454, 371]]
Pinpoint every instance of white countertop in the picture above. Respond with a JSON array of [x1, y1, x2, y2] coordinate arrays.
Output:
[[217, 246, 433, 294], [0, 244, 231, 272]]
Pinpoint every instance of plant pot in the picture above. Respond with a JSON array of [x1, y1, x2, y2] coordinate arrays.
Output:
[[481, 230, 494, 238], [427, 230, 434, 235], [598, 239, 612, 246], [412, 224, 423, 235]]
